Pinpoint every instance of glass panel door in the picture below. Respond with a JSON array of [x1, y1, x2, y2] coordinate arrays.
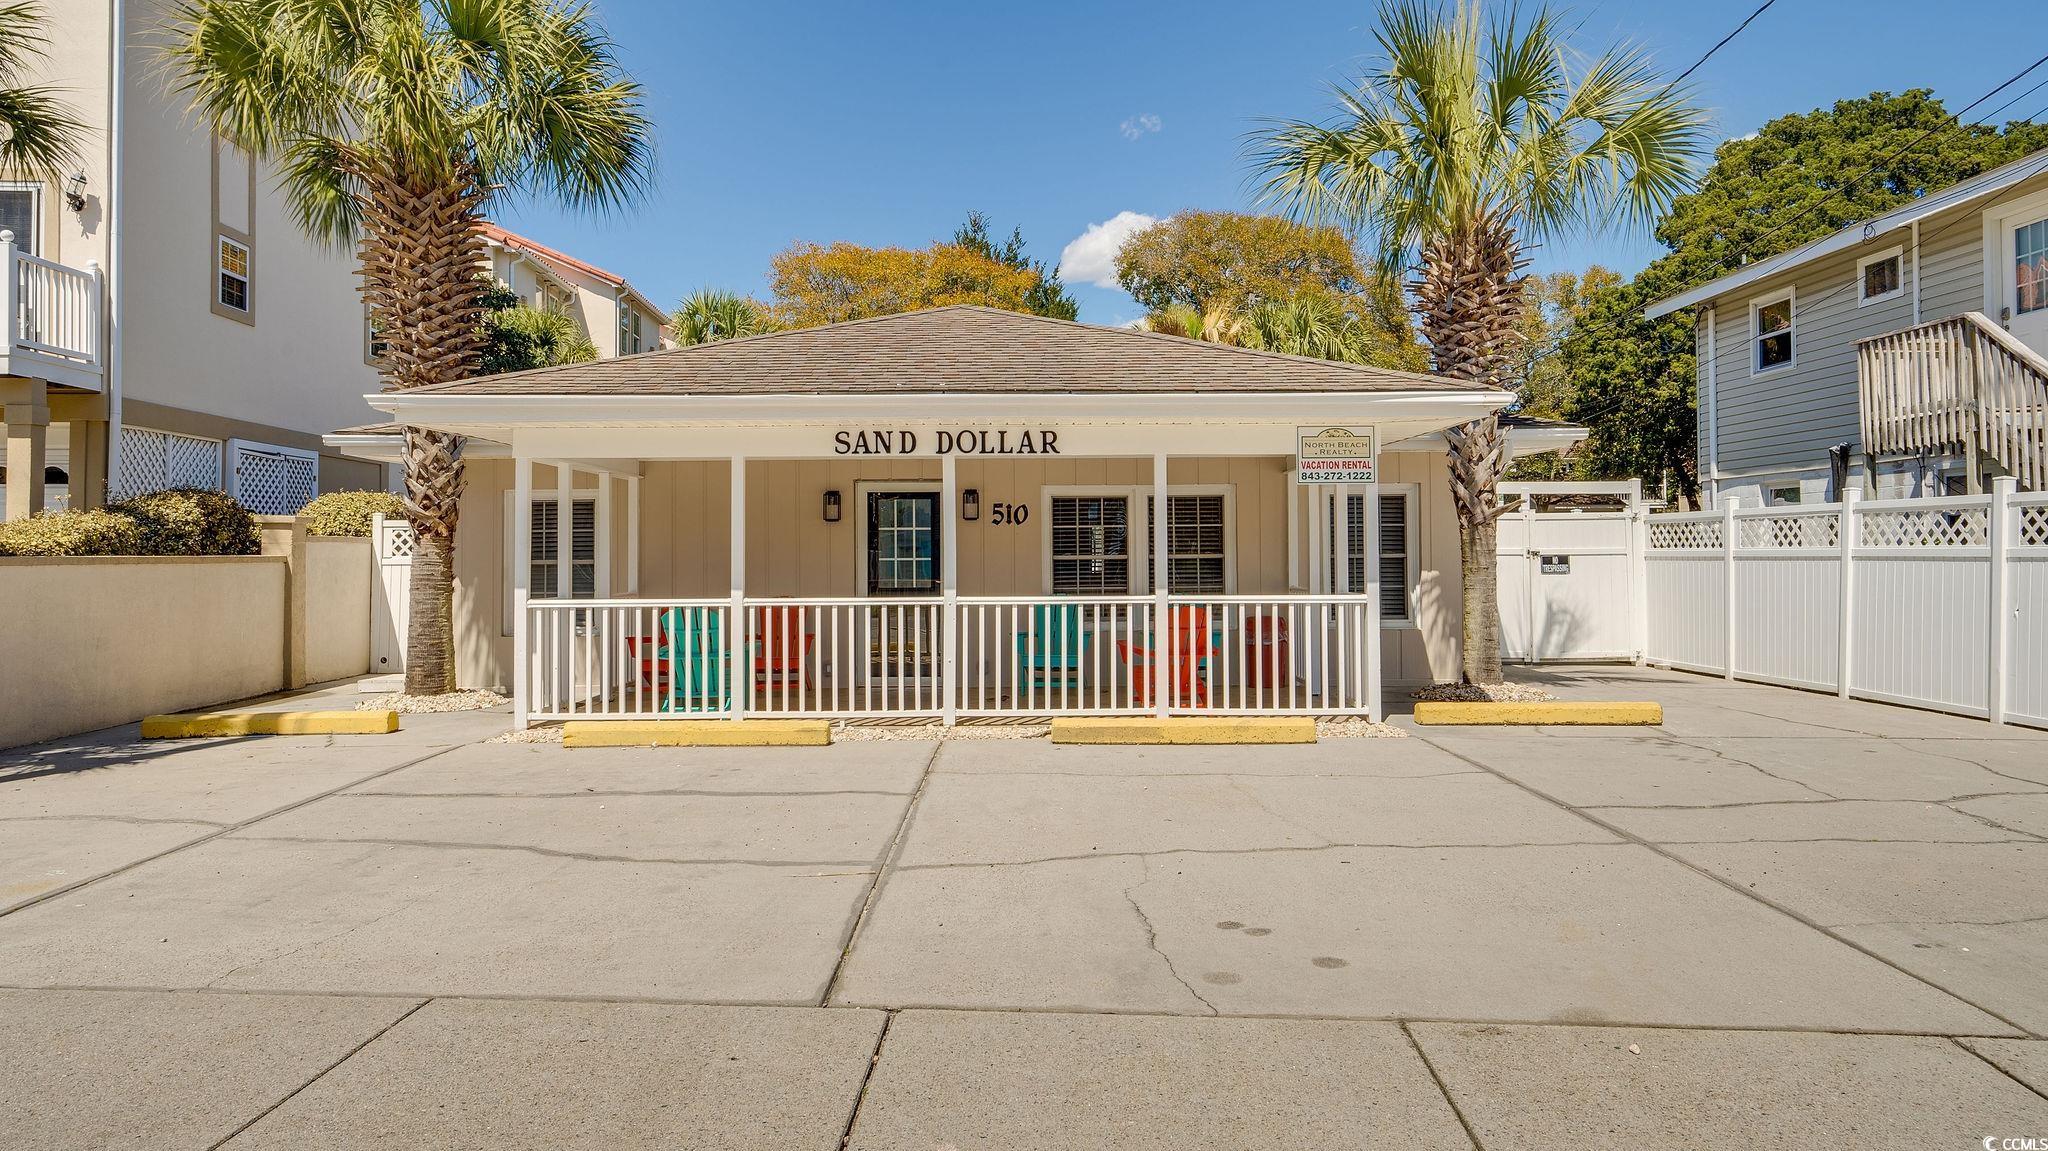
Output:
[[865, 491, 941, 684], [2013, 215, 2048, 354]]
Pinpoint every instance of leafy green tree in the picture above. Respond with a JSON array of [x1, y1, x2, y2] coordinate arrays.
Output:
[[1504, 268, 1619, 482], [165, 0, 653, 695], [1561, 90, 2048, 505], [954, 212, 1079, 320], [1253, 0, 1706, 683], [1113, 210, 1367, 314], [672, 288, 774, 345], [0, 2, 88, 180], [479, 281, 598, 374]]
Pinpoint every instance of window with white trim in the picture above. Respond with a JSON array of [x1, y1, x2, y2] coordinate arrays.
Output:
[[1857, 247, 1903, 306], [622, 308, 646, 354], [1334, 492, 1416, 624], [217, 235, 250, 313], [501, 493, 598, 633], [1767, 484, 1801, 506], [1750, 289, 1793, 373], [1149, 494, 1228, 594], [1049, 495, 1132, 594], [0, 184, 39, 255]]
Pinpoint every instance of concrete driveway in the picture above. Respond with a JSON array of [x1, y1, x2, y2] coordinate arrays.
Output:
[[2, 667, 2045, 1148]]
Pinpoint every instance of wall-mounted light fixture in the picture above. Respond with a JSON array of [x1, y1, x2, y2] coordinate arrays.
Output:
[[822, 489, 842, 523], [64, 172, 88, 213], [961, 488, 980, 521]]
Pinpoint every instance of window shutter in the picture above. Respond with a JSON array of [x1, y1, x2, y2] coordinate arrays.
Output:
[[530, 502, 559, 599], [1377, 494, 1408, 622], [1151, 494, 1227, 594], [1050, 495, 1131, 594]]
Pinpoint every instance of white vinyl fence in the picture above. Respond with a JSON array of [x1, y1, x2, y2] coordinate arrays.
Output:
[[1644, 479, 2048, 728]]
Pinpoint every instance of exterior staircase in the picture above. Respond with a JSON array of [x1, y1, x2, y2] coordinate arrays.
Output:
[[1859, 311, 2048, 491]]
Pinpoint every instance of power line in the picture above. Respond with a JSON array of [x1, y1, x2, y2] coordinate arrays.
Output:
[[1664, 0, 1780, 92]]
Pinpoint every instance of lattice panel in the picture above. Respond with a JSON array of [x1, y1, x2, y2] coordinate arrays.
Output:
[[1738, 514, 1840, 549], [1647, 519, 1723, 549], [1859, 507, 1988, 548], [379, 519, 417, 560], [2020, 504, 2048, 548], [228, 441, 319, 515], [116, 427, 222, 497]]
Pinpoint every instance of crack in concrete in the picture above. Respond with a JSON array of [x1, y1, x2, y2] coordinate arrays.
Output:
[[1655, 735, 1842, 801], [1830, 913, 2048, 932], [1223, 777, 1335, 846], [1122, 856, 1216, 1017], [0, 813, 228, 828], [1586, 791, 2048, 812], [340, 788, 915, 800], [821, 742, 945, 1007], [933, 769, 1485, 781], [896, 840, 1628, 872], [1903, 743, 2048, 793], [222, 834, 879, 871], [1934, 800, 2048, 843]]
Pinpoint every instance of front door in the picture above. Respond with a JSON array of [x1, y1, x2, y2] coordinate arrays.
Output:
[[1998, 198, 2048, 356], [864, 491, 941, 684]]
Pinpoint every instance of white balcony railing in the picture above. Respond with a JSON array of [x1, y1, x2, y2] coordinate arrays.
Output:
[[523, 594, 1378, 723], [1859, 312, 2048, 491], [0, 232, 104, 389]]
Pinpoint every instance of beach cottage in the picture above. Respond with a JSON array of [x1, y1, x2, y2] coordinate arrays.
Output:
[[336, 306, 1562, 728]]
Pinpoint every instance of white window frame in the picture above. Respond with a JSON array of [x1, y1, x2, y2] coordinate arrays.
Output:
[[1340, 485, 1419, 628], [1855, 246, 1904, 307], [1748, 287, 1795, 375], [1040, 484, 1235, 595], [1041, 486, 1138, 596], [1767, 484, 1802, 506], [0, 181, 42, 255], [502, 488, 602, 634], [217, 233, 251, 315]]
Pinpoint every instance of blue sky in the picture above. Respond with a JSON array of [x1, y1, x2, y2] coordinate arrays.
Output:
[[490, 1, 2048, 325]]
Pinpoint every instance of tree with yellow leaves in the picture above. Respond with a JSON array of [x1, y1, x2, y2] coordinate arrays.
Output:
[[767, 240, 1041, 328]]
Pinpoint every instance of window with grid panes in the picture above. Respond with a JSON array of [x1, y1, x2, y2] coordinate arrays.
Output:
[[1145, 494, 1227, 593], [530, 499, 596, 600], [218, 235, 250, 312], [1050, 495, 1132, 594]]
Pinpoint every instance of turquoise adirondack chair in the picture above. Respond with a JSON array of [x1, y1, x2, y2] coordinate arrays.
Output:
[[654, 607, 728, 712], [1015, 602, 1093, 687]]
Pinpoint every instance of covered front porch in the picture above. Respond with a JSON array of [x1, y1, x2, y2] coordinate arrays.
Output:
[[509, 451, 1383, 727], [359, 306, 1510, 728]]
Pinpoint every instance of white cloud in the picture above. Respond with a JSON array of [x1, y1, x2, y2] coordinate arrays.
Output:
[[1058, 211, 1159, 289], [1119, 113, 1162, 141]]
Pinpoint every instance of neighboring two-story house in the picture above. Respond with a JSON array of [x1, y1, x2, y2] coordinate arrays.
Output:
[[0, 0, 391, 522], [1647, 148, 2048, 507], [480, 223, 671, 360]]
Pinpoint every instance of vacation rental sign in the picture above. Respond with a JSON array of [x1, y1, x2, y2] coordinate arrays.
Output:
[[833, 428, 1062, 456], [1295, 426, 1376, 484]]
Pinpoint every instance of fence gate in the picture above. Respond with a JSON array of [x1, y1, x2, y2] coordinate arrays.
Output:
[[1495, 481, 1647, 662], [371, 513, 414, 674]]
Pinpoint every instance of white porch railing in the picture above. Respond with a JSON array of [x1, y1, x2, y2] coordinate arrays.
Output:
[[1858, 312, 2048, 491], [0, 236, 103, 387], [523, 594, 1377, 723]]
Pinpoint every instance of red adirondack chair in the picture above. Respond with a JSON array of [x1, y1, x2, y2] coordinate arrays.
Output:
[[1118, 606, 1211, 708], [752, 605, 814, 689]]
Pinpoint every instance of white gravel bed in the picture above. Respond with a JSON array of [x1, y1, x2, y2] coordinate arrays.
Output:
[[831, 722, 1050, 741], [489, 724, 564, 744], [1315, 717, 1409, 738], [357, 689, 512, 714]]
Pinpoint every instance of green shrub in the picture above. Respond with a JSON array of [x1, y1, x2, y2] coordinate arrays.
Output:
[[108, 488, 260, 556], [302, 489, 406, 536], [0, 508, 145, 556]]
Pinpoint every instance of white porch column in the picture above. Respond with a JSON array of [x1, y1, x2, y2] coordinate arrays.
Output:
[[1361, 476, 1383, 723], [941, 454, 959, 725], [511, 453, 533, 728], [554, 464, 573, 602], [1152, 451, 1169, 718], [729, 455, 746, 721], [595, 471, 613, 598], [626, 474, 641, 594]]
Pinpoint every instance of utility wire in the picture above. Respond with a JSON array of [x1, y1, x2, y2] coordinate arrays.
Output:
[[1664, 0, 1780, 92]]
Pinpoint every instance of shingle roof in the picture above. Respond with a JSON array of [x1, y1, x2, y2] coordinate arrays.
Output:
[[401, 305, 1483, 397]]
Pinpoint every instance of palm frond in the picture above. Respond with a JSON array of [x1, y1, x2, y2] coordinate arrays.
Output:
[[0, 2, 86, 179]]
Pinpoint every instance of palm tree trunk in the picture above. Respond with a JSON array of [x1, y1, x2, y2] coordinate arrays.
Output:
[[1414, 212, 1524, 684], [357, 162, 488, 695]]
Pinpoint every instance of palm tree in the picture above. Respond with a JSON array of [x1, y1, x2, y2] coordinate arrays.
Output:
[[1254, 0, 1704, 683], [164, 0, 652, 694], [1237, 293, 1377, 363], [672, 289, 772, 346], [0, 1, 89, 180]]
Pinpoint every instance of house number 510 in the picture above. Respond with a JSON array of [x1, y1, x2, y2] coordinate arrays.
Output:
[[989, 501, 1029, 526]]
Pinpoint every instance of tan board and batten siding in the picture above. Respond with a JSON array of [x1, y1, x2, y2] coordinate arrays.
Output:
[[451, 453, 1463, 693], [1702, 184, 2021, 476]]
